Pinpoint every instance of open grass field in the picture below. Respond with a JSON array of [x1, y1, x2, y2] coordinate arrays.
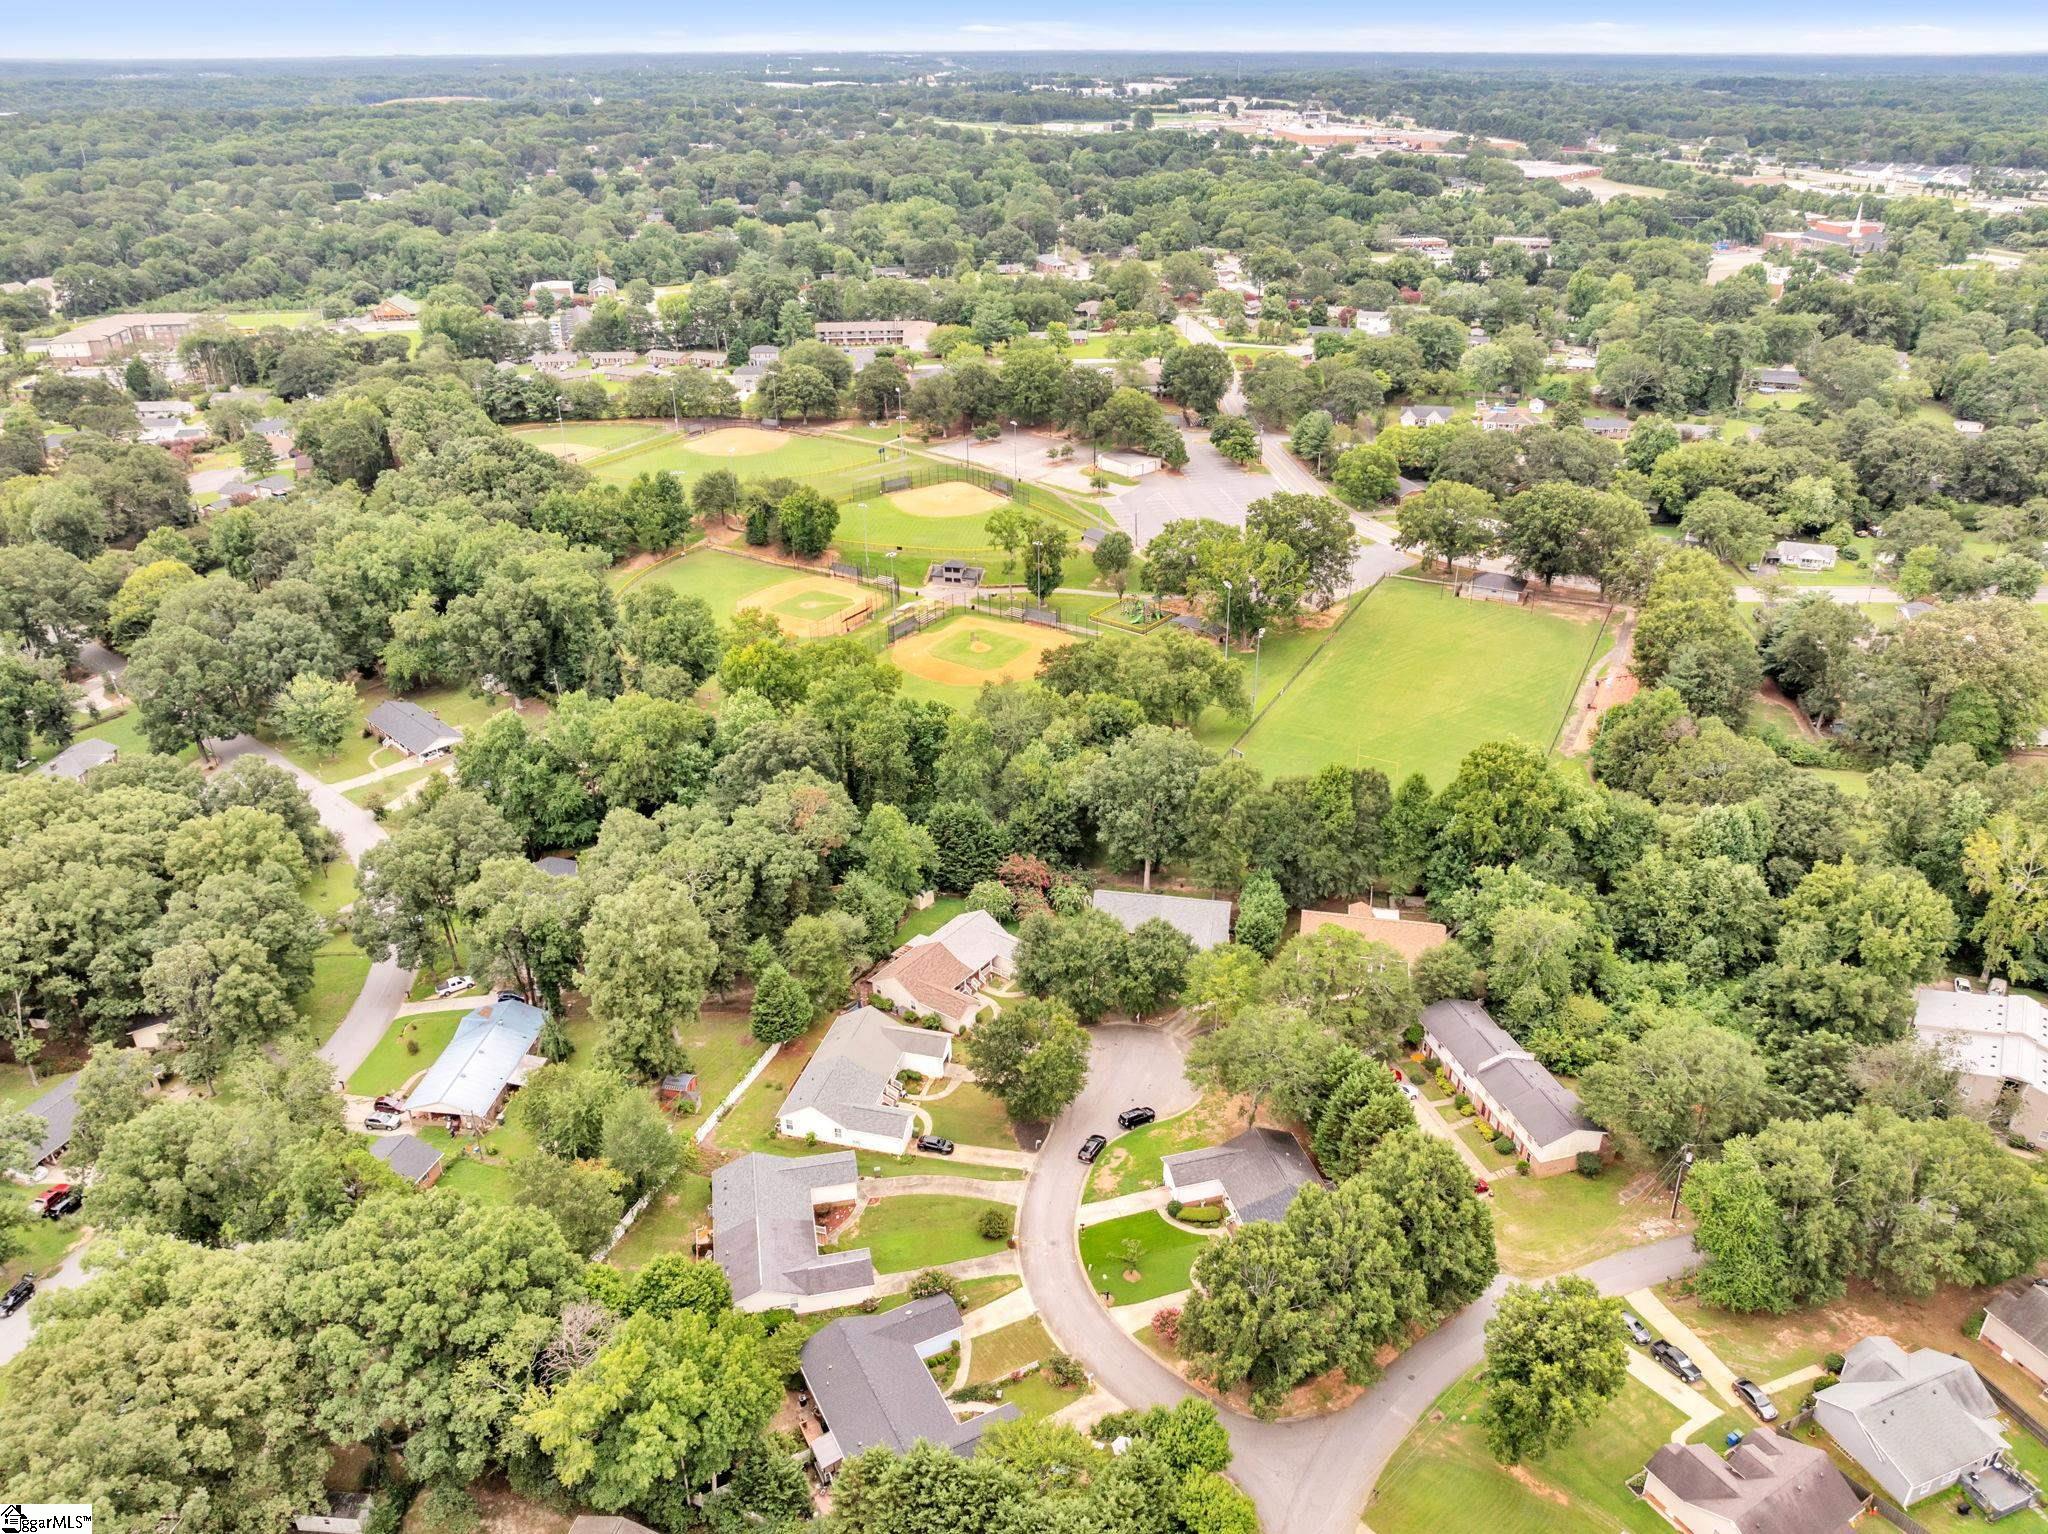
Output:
[[824, 1193, 1013, 1272], [919, 1082, 1018, 1149], [1192, 608, 1349, 751], [734, 572, 878, 637], [1235, 578, 1608, 786], [888, 615, 1074, 709], [605, 1169, 714, 1269], [510, 421, 669, 462], [590, 426, 877, 486], [1367, 1370, 1684, 1534], [1077, 1211, 1211, 1305], [1453, 1118, 1689, 1276], [219, 309, 319, 330], [18, 703, 195, 775]]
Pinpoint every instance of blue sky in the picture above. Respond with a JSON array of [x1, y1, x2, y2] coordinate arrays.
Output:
[[9, 1, 2048, 60]]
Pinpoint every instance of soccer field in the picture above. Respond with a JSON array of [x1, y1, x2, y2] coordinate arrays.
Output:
[[1235, 578, 1607, 786]]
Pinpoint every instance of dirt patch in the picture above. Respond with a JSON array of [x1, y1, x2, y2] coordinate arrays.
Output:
[[893, 481, 1009, 519], [888, 617, 1073, 690], [689, 426, 789, 457], [1504, 1465, 1572, 1504], [734, 573, 877, 638]]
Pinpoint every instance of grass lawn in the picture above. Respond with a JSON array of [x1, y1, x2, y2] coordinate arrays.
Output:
[[0, 1064, 74, 1115], [345, 1007, 470, 1098], [1085, 1094, 1248, 1203], [415, 1115, 534, 1205], [509, 421, 670, 456], [1192, 609, 1347, 751], [920, 1083, 1018, 1149], [604, 1169, 714, 1269], [590, 428, 877, 487], [968, 1316, 1056, 1383], [1234, 578, 1608, 786], [835, 485, 1010, 561], [220, 309, 319, 330], [1755, 534, 1885, 589], [1909, 1426, 2048, 1533], [675, 1010, 769, 1116], [344, 763, 441, 811], [1, 1209, 89, 1289], [21, 704, 196, 773], [612, 547, 809, 617], [1077, 1211, 1211, 1305], [1368, 1370, 1683, 1534], [898, 897, 969, 942], [980, 1370, 1081, 1424], [274, 681, 516, 785], [293, 859, 369, 1047], [824, 1193, 1013, 1273], [1456, 1119, 1689, 1277]]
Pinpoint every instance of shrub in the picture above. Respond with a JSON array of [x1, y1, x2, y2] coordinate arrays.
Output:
[[1575, 1151, 1604, 1178], [1151, 1305, 1182, 1346], [977, 1207, 1014, 1242], [1402, 1022, 1424, 1048], [871, 994, 896, 1013], [908, 1269, 962, 1303], [416, 1485, 478, 1534], [405, 1037, 420, 1055], [1045, 1351, 1086, 1389], [1964, 1311, 1986, 1341], [1176, 1204, 1226, 1225], [1515, 1158, 1530, 1176], [1166, 1198, 1183, 1218], [1823, 1351, 1845, 1375], [952, 1381, 1003, 1403], [966, 880, 1018, 923], [1492, 1133, 1515, 1155]]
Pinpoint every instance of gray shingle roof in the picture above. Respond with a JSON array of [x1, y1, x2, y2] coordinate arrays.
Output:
[[1647, 1427, 1863, 1534], [1987, 1281, 2048, 1355], [1819, 1337, 2007, 1493], [1090, 889, 1233, 951], [366, 699, 462, 757], [1163, 1126, 1324, 1223], [369, 1133, 444, 1185], [711, 1151, 873, 1305], [1422, 999, 1598, 1148], [38, 738, 118, 781], [779, 1007, 946, 1142], [802, 1294, 1017, 1462], [24, 1072, 79, 1167]]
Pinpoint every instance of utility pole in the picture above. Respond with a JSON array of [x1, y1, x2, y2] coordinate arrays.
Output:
[[1669, 1148, 1695, 1221]]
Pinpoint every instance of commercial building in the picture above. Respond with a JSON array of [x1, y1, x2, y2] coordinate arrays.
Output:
[[28, 312, 198, 365]]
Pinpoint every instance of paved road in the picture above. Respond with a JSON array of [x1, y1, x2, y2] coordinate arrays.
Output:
[[1019, 1025, 1703, 1534], [0, 1245, 90, 1367], [208, 735, 413, 1083]]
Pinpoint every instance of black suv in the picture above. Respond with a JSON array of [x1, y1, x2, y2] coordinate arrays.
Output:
[[1077, 1134, 1108, 1163], [0, 1275, 32, 1317], [41, 1187, 81, 1220], [1651, 1340, 1703, 1383], [1116, 1106, 1156, 1131], [916, 1135, 955, 1156]]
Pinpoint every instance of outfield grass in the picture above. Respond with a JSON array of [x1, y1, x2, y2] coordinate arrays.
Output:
[[1368, 1370, 1683, 1534], [590, 428, 878, 487], [1077, 1211, 1211, 1305], [345, 1007, 471, 1097], [510, 421, 669, 455], [825, 1193, 1013, 1272], [837, 486, 1008, 559], [613, 547, 809, 619], [1192, 609, 1348, 750], [1236, 578, 1607, 785]]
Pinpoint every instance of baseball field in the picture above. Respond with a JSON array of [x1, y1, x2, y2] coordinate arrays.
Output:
[[886, 615, 1074, 708], [590, 427, 878, 485], [734, 573, 878, 637]]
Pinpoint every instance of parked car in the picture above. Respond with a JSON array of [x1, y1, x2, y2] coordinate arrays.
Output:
[[40, 1187, 81, 1219], [1651, 1340, 1703, 1383], [373, 1094, 405, 1114], [364, 1110, 403, 1132], [0, 1275, 32, 1317], [916, 1135, 955, 1156], [27, 1183, 71, 1216], [433, 974, 475, 999], [1622, 1312, 1652, 1346], [1474, 1178, 1490, 1196], [1734, 1379, 1779, 1421], [1399, 1082, 1421, 1101], [1078, 1134, 1108, 1163], [1116, 1106, 1156, 1131], [497, 991, 525, 1004]]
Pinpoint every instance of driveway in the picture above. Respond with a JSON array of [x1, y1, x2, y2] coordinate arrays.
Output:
[[1017, 1022, 1703, 1534], [0, 1242, 91, 1367], [206, 735, 413, 1083]]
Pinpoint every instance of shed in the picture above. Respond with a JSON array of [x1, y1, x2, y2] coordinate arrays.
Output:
[[369, 1133, 445, 1188]]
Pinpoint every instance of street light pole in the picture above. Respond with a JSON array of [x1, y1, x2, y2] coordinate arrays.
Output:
[[1029, 540, 1044, 605], [1253, 626, 1265, 704], [1222, 579, 1233, 649], [1009, 419, 1019, 480]]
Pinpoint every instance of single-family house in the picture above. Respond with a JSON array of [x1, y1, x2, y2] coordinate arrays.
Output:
[[863, 910, 1014, 1030], [1814, 1337, 2025, 1511], [369, 1133, 445, 1189], [747, 345, 783, 366], [1957, 420, 1987, 436], [1421, 999, 1607, 1175], [1771, 539, 1839, 572], [1399, 404, 1456, 429], [1298, 903, 1450, 968], [1981, 1280, 2048, 1389], [1091, 889, 1234, 951], [529, 280, 577, 304], [533, 855, 578, 878], [1754, 366, 1806, 393], [1581, 415, 1633, 440], [19, 1072, 79, 1170], [252, 474, 294, 498], [1396, 475, 1429, 501], [250, 416, 294, 453], [711, 1150, 874, 1311], [368, 294, 421, 322], [366, 699, 462, 760], [776, 1006, 951, 1154], [1477, 404, 1541, 433], [294, 1494, 376, 1534], [1162, 1127, 1324, 1225], [1900, 600, 1935, 621], [39, 737, 118, 781], [801, 1294, 1018, 1480], [1351, 309, 1393, 335], [401, 997, 546, 1131], [1643, 1427, 1867, 1534]]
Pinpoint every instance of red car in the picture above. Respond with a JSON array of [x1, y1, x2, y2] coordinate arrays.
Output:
[[1474, 1179, 1491, 1197], [27, 1183, 71, 1215]]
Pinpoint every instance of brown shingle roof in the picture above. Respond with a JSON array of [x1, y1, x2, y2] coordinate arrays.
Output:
[[1299, 905, 1449, 966]]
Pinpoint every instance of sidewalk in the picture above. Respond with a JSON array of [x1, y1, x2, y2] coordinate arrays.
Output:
[[1109, 1287, 1189, 1336], [1625, 1350, 1726, 1443], [1406, 1094, 1490, 1180], [963, 1285, 1040, 1338], [940, 1142, 1036, 1171], [1076, 1187, 1173, 1227], [872, 1251, 1020, 1295]]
